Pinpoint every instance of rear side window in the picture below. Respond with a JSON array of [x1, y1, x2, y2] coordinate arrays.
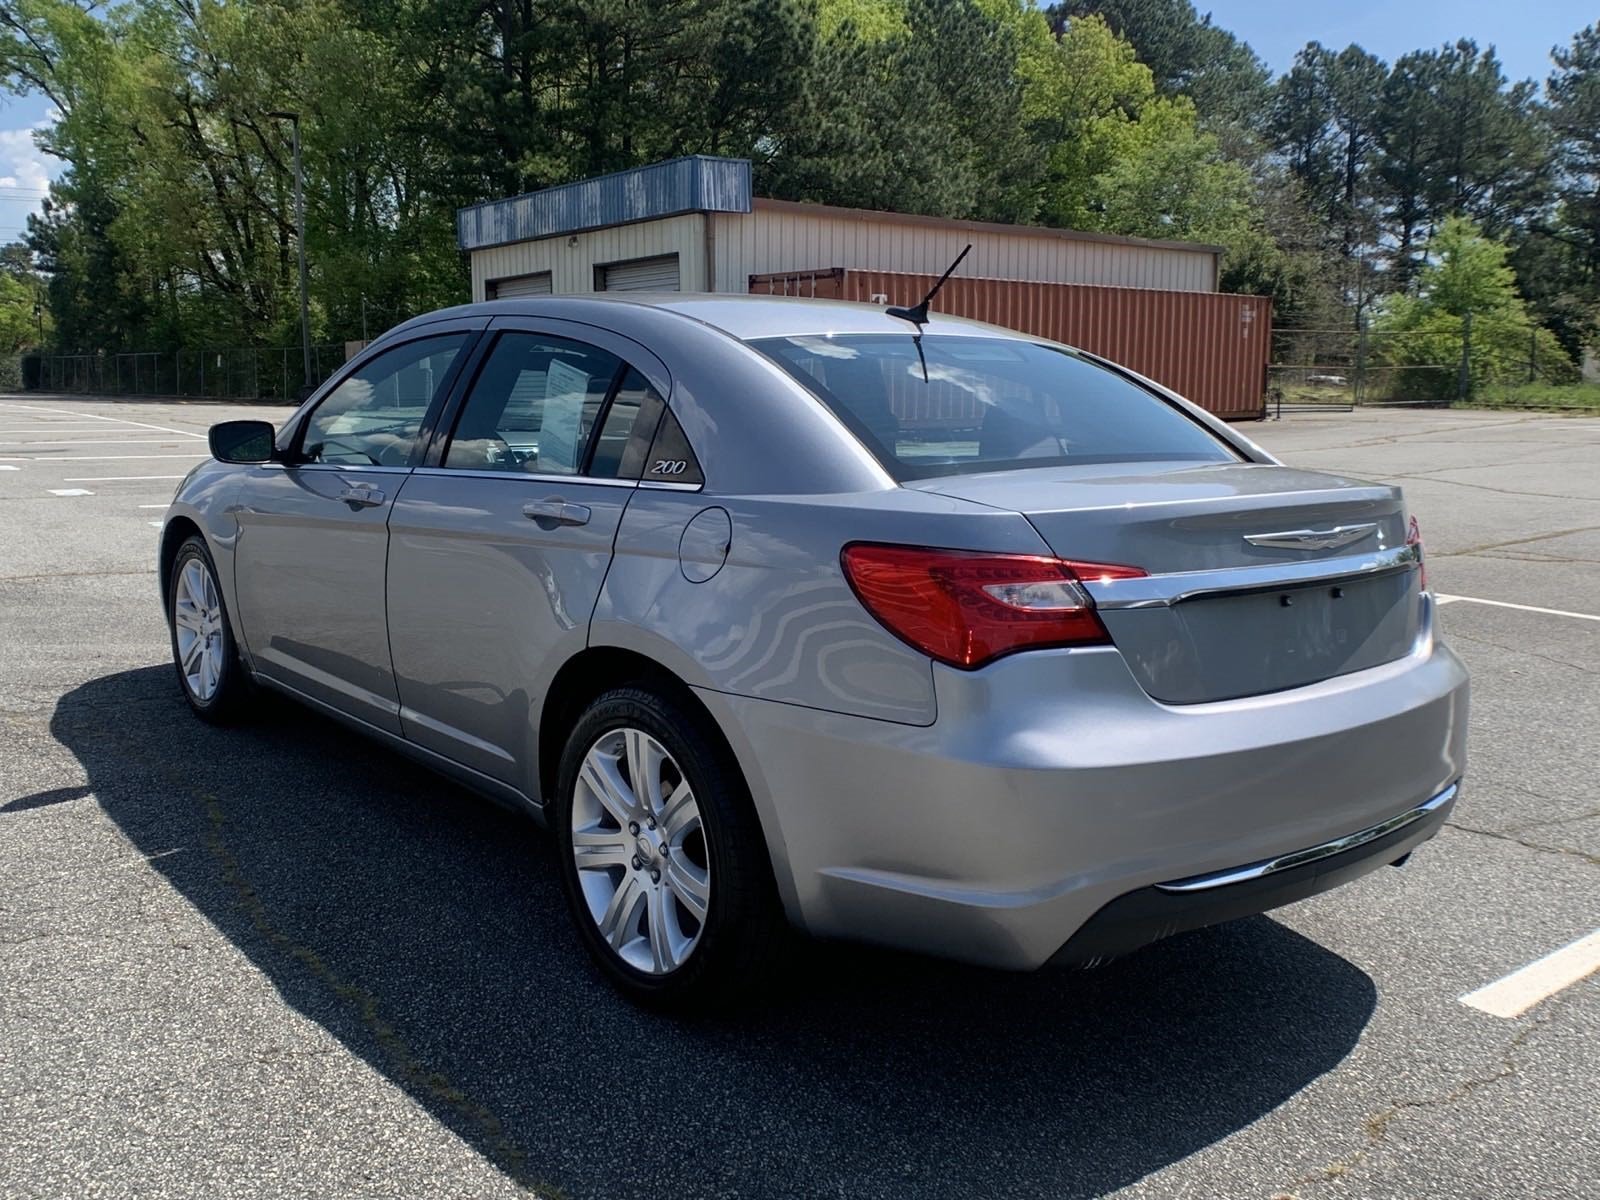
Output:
[[443, 333, 623, 476], [752, 334, 1237, 480]]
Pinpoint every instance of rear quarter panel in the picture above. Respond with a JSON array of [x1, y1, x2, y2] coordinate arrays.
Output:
[[591, 487, 1052, 725]]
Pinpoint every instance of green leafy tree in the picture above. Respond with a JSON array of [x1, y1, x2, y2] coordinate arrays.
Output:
[[1048, 0, 1270, 132], [761, 0, 1038, 222], [1521, 24, 1600, 357], [1373, 217, 1575, 399], [0, 272, 44, 351], [1089, 95, 1255, 245], [1001, 11, 1156, 228], [1376, 41, 1550, 288], [1270, 42, 1386, 261], [817, 0, 905, 41]]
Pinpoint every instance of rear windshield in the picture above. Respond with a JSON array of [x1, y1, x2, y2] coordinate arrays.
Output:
[[752, 334, 1238, 480]]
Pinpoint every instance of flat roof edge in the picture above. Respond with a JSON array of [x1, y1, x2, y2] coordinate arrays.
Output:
[[748, 197, 1224, 256], [457, 156, 752, 250]]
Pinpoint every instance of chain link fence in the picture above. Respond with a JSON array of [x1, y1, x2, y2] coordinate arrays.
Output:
[[1270, 317, 1575, 413], [1269, 327, 1455, 411], [25, 345, 356, 402]]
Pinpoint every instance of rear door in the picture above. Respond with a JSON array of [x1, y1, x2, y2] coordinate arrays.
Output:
[[384, 320, 670, 794], [233, 331, 475, 732]]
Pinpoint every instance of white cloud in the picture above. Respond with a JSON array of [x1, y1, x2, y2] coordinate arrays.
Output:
[[0, 118, 65, 240]]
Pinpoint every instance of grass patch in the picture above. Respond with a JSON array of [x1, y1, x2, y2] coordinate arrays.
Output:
[[1465, 381, 1600, 411]]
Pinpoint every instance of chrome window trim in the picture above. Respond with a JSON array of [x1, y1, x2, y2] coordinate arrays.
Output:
[[253, 463, 415, 475], [1085, 544, 1421, 611], [639, 480, 705, 492], [1154, 782, 1458, 893], [408, 466, 638, 488]]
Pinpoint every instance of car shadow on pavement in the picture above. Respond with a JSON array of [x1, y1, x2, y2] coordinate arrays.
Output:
[[51, 667, 1378, 1200]]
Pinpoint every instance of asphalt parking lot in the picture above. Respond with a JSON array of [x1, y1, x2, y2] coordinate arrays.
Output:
[[1, 395, 1596, 1199]]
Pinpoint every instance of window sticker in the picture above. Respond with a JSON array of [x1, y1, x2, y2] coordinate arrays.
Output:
[[539, 358, 589, 471]]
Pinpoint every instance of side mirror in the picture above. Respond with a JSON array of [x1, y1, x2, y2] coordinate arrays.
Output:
[[208, 420, 277, 464]]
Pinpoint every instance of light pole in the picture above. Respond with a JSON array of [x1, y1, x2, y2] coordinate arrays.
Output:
[[268, 110, 312, 393]]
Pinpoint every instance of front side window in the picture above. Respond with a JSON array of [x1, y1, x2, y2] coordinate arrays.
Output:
[[753, 334, 1238, 481], [444, 333, 627, 476], [299, 334, 467, 466]]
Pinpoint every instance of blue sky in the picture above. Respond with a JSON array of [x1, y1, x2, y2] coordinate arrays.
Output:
[[2, 1, 1595, 242], [1201, 0, 1592, 82]]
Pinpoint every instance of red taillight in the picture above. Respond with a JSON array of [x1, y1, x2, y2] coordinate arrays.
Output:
[[1407, 515, 1427, 591], [840, 543, 1146, 670]]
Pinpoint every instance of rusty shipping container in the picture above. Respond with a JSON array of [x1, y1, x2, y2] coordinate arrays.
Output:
[[747, 268, 847, 299], [750, 268, 1271, 419]]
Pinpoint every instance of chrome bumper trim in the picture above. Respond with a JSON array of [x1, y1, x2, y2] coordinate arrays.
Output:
[[1154, 782, 1459, 894], [1085, 543, 1421, 610]]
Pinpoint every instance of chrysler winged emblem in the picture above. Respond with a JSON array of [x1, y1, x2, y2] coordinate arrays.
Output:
[[1243, 524, 1377, 552]]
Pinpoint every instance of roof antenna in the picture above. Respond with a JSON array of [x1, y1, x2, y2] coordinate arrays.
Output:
[[886, 243, 971, 329], [887, 243, 970, 383]]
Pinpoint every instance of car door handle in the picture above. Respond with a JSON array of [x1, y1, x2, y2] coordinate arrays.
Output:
[[338, 484, 386, 508], [522, 499, 591, 527]]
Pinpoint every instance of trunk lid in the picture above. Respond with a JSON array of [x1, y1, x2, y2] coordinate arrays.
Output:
[[911, 461, 1423, 703]]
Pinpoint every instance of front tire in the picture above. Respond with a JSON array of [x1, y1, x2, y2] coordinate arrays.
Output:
[[553, 685, 784, 1010], [167, 535, 252, 723]]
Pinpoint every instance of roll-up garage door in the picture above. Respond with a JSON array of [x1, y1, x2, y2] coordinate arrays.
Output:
[[488, 273, 552, 299], [598, 255, 680, 292]]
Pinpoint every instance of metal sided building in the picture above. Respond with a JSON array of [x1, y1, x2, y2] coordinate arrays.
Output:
[[457, 156, 1271, 418]]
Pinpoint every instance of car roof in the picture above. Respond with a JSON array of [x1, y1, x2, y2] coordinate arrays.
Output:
[[391, 293, 1035, 344], [647, 294, 1033, 341]]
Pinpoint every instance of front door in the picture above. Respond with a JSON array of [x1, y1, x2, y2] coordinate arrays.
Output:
[[385, 326, 669, 796], [233, 332, 474, 732]]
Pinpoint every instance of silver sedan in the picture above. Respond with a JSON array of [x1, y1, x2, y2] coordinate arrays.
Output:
[[159, 295, 1469, 1008]]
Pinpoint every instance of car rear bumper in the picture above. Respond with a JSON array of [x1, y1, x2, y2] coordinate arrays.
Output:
[[697, 595, 1469, 971], [1050, 781, 1457, 966]]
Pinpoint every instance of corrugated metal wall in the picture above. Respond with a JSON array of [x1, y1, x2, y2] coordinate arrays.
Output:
[[839, 270, 1272, 419], [471, 214, 708, 299], [715, 203, 1217, 294], [458, 156, 750, 250]]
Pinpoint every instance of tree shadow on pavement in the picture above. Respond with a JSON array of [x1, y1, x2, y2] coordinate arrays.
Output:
[[51, 666, 1378, 1200]]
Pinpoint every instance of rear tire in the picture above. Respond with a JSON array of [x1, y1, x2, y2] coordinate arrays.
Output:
[[167, 535, 253, 724], [553, 685, 784, 1010]]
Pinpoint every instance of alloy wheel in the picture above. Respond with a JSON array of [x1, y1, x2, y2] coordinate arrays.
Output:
[[173, 558, 225, 703], [570, 727, 711, 974]]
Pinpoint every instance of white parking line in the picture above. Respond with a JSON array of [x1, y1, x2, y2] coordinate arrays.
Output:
[[62, 474, 187, 482], [0, 465, 17, 471], [0, 427, 133, 434], [1435, 594, 1600, 623], [0, 453, 209, 462], [48, 488, 94, 496], [0, 402, 205, 440], [0, 438, 195, 446], [138, 503, 169, 509], [1460, 929, 1600, 1019]]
